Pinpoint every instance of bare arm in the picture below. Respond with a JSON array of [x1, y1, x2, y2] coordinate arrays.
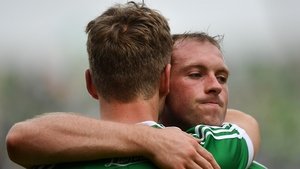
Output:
[[6, 112, 219, 169], [225, 109, 261, 157], [6, 113, 150, 167]]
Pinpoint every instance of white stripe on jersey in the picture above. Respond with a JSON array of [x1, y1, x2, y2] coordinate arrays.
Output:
[[137, 121, 164, 128], [231, 123, 254, 168], [252, 161, 268, 169], [195, 123, 243, 141], [194, 122, 254, 168]]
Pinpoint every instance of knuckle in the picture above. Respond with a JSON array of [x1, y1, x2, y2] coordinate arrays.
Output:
[[205, 152, 214, 161], [191, 139, 199, 146], [186, 148, 197, 158]]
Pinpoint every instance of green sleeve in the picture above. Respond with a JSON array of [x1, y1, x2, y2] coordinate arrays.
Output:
[[186, 123, 254, 169]]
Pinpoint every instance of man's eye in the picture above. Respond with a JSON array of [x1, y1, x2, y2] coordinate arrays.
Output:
[[217, 75, 228, 84], [189, 73, 202, 78]]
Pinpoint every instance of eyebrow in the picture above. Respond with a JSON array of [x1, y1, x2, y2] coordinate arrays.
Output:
[[181, 64, 230, 76]]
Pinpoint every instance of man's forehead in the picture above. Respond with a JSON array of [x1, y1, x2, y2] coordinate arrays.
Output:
[[172, 40, 224, 61], [171, 39, 228, 72]]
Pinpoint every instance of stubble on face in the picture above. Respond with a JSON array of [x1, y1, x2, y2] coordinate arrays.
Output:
[[165, 39, 229, 129]]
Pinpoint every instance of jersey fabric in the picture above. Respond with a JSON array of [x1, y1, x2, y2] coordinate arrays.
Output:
[[35, 121, 265, 169], [186, 123, 254, 169], [248, 161, 268, 169]]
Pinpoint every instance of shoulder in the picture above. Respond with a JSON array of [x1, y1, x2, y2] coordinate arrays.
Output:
[[225, 109, 261, 157], [187, 123, 245, 139], [186, 123, 254, 168]]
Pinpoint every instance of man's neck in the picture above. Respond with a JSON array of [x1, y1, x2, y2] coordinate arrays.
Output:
[[159, 107, 189, 130], [98, 96, 160, 124]]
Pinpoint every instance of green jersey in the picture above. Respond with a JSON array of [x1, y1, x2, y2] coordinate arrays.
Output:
[[36, 121, 266, 169], [187, 123, 267, 169], [187, 123, 253, 169]]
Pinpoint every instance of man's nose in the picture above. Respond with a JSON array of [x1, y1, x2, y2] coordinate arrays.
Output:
[[204, 75, 222, 95]]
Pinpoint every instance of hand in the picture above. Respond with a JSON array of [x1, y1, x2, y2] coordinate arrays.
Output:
[[144, 127, 220, 169]]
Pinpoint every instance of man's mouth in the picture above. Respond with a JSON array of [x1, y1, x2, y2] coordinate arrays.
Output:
[[201, 99, 222, 107]]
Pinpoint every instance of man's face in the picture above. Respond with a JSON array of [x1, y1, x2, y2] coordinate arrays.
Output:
[[165, 39, 229, 128]]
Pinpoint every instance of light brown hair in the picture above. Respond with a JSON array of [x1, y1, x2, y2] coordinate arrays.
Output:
[[172, 32, 223, 50], [86, 2, 172, 102]]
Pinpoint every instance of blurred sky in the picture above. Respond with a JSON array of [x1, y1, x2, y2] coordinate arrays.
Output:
[[1, 0, 300, 74]]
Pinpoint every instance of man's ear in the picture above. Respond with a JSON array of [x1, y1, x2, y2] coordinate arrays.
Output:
[[85, 69, 99, 100], [159, 64, 171, 97]]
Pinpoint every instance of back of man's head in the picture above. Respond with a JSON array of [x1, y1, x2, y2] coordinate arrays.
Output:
[[86, 2, 172, 102]]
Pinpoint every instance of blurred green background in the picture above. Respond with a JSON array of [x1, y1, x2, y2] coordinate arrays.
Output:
[[1, 0, 299, 168]]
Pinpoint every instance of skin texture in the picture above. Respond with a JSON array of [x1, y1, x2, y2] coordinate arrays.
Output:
[[162, 39, 229, 130], [161, 38, 260, 156]]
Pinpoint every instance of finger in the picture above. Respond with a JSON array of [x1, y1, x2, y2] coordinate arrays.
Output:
[[196, 146, 220, 169], [186, 160, 204, 169], [185, 132, 201, 143], [194, 154, 214, 169], [194, 137, 201, 143]]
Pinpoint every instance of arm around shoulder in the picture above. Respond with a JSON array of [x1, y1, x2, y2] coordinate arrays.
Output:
[[225, 109, 261, 157], [6, 112, 220, 169], [6, 112, 157, 168]]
